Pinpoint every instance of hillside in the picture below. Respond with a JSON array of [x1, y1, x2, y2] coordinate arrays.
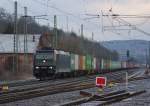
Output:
[[101, 40, 149, 64], [38, 31, 119, 60]]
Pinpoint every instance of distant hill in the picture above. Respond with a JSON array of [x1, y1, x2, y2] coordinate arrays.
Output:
[[101, 40, 150, 64]]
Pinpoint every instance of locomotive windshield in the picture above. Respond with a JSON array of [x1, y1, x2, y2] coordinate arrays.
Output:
[[35, 52, 54, 66], [36, 53, 53, 59]]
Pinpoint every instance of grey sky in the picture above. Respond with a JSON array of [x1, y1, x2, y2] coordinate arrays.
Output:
[[1, 0, 150, 41]]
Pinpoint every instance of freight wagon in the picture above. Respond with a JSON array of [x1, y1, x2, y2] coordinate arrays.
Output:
[[33, 48, 136, 80]]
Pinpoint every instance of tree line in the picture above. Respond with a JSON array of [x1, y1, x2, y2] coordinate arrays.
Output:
[[0, 8, 50, 34], [38, 30, 119, 60]]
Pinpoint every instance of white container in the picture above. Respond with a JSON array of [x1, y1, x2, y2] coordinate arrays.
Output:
[[75, 54, 79, 70], [93, 57, 96, 69]]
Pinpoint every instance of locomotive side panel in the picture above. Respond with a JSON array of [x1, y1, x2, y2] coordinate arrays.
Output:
[[55, 51, 71, 73]]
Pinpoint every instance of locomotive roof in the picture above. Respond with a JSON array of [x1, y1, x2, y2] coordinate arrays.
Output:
[[54, 50, 70, 55]]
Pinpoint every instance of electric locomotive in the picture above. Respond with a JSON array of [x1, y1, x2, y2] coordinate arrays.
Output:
[[33, 47, 56, 80], [33, 47, 71, 80]]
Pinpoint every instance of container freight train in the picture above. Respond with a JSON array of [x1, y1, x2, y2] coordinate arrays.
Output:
[[33, 48, 136, 80]]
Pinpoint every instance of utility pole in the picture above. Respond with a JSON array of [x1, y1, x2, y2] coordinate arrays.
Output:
[[13, 1, 18, 72], [54, 15, 57, 48], [66, 16, 69, 32], [92, 32, 94, 70], [14, 1, 18, 53], [109, 55, 111, 70], [146, 49, 148, 68], [149, 41, 150, 68], [92, 32, 94, 55], [101, 10, 104, 33], [24, 7, 28, 53], [80, 24, 84, 55], [24, 7, 28, 65], [81, 24, 83, 38], [125, 72, 128, 90], [92, 32, 94, 41]]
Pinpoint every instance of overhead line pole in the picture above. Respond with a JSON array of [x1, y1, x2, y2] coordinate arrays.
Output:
[[149, 41, 150, 68], [24, 7, 28, 53], [24, 7, 28, 65], [14, 1, 18, 53], [54, 15, 57, 49], [13, 1, 18, 72], [66, 16, 69, 32], [81, 24, 84, 38]]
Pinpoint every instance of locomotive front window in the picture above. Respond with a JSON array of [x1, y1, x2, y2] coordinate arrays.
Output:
[[36, 53, 53, 59], [35, 53, 54, 66]]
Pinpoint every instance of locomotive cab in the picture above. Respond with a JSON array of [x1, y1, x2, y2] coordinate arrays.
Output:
[[33, 48, 56, 79]]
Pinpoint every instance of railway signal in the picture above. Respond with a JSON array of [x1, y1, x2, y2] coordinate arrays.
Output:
[[96, 77, 107, 88], [127, 50, 130, 58]]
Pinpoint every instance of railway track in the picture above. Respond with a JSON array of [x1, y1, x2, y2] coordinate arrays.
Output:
[[60, 90, 146, 106], [0, 70, 128, 104], [58, 69, 148, 106], [0, 68, 144, 104], [2, 68, 137, 94], [0, 68, 139, 88], [0, 75, 96, 94], [0, 78, 96, 104]]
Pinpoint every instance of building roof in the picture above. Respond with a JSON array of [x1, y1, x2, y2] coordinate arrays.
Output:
[[0, 34, 40, 53]]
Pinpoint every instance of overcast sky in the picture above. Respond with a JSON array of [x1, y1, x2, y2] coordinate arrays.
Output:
[[1, 0, 150, 41]]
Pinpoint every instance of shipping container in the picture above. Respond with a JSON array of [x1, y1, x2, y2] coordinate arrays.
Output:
[[96, 58, 100, 72], [127, 62, 134, 68], [75, 54, 79, 70], [79, 55, 85, 70], [83, 56, 85, 70], [93, 57, 96, 70], [85, 55, 92, 73], [121, 61, 127, 69], [101, 59, 111, 70], [55, 51, 71, 73], [70, 53, 75, 71], [110, 61, 121, 70]]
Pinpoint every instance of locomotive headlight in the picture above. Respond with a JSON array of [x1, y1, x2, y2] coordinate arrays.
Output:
[[35, 66, 39, 69], [43, 60, 46, 63], [49, 66, 53, 69]]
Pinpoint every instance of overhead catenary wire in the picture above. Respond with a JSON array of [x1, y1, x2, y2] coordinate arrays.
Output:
[[31, 0, 100, 34], [96, 8, 150, 40], [114, 17, 150, 37], [7, 0, 150, 42], [5, 0, 101, 40]]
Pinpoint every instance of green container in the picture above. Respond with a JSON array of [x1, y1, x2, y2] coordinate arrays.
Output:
[[91, 57, 94, 69], [85, 55, 92, 71], [101, 59, 111, 70], [111, 61, 121, 70], [70, 53, 75, 71]]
